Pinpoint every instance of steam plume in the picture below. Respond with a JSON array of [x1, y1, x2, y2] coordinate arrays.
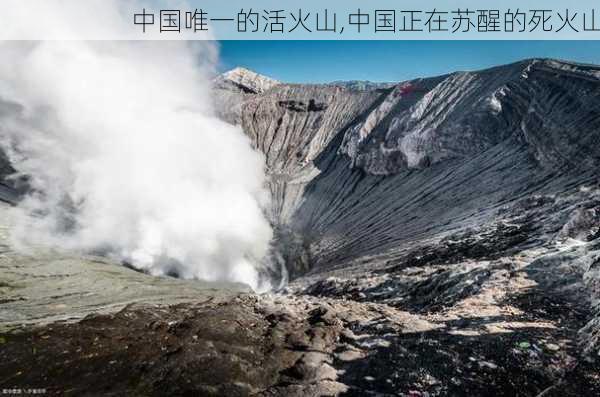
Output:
[[0, 18, 273, 290]]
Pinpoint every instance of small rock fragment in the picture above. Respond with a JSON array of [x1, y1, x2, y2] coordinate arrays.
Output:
[[545, 343, 560, 351]]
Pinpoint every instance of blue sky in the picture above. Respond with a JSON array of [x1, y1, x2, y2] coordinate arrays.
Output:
[[216, 41, 600, 83]]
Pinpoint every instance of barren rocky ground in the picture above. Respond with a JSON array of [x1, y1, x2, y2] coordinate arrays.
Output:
[[1, 59, 600, 396]]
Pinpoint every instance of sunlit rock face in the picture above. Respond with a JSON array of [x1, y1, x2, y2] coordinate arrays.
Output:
[[340, 59, 600, 174], [217, 66, 281, 94]]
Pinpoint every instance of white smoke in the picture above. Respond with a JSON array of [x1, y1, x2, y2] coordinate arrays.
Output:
[[0, 7, 274, 291]]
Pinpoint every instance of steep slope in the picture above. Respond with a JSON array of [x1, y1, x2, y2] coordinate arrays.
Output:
[[215, 59, 600, 275], [215, 59, 600, 359]]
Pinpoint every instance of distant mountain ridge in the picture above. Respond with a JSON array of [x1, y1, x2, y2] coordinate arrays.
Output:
[[325, 80, 396, 91]]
